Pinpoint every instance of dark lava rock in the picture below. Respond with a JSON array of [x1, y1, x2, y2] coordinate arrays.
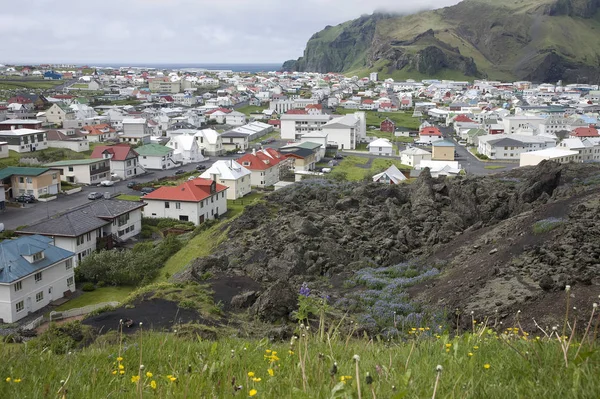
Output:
[[230, 291, 258, 309], [250, 280, 297, 322]]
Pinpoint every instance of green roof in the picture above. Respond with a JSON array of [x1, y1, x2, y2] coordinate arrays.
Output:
[[432, 140, 456, 147], [135, 144, 173, 157], [0, 166, 51, 180], [45, 159, 102, 167], [467, 128, 486, 137]]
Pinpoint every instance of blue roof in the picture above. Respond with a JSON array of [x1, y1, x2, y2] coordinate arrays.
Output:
[[0, 235, 74, 284]]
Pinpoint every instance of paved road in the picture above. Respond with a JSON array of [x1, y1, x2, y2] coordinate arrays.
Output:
[[0, 156, 238, 231]]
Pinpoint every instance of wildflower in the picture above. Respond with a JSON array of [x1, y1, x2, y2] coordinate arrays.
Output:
[[565, 285, 571, 292], [340, 375, 353, 383], [117, 357, 123, 362], [473, 346, 479, 350], [146, 372, 153, 378], [436, 365, 443, 372], [112, 370, 117, 375], [288, 350, 294, 355], [419, 327, 425, 331], [5, 377, 11, 383], [139, 365, 145, 371], [468, 352, 473, 357], [118, 364, 125, 370], [353, 354, 360, 362], [13, 379, 21, 383], [131, 375, 140, 383], [252, 377, 262, 382], [411, 327, 417, 331], [119, 370, 125, 375], [594, 303, 598, 309], [249, 389, 258, 396], [445, 343, 452, 348], [150, 380, 157, 390], [445, 349, 450, 353], [366, 372, 373, 385], [299, 282, 310, 297], [169, 376, 177, 383], [267, 369, 274, 377], [247, 372, 255, 378], [484, 364, 491, 369], [265, 349, 272, 354]]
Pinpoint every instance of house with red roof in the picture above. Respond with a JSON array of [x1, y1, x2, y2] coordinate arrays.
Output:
[[418, 126, 444, 144], [142, 178, 228, 225], [90, 144, 141, 180], [81, 123, 117, 143], [360, 99, 376, 111], [571, 126, 600, 138], [305, 104, 323, 115], [236, 148, 284, 187], [378, 102, 396, 112]]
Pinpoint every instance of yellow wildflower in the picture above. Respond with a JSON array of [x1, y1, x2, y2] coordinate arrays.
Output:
[[249, 389, 257, 396], [288, 350, 294, 355], [468, 352, 473, 357], [271, 351, 277, 355], [445, 343, 452, 348], [13, 379, 21, 383], [411, 327, 417, 331], [484, 364, 491, 369], [169, 376, 177, 383], [445, 349, 450, 353], [265, 349, 272, 354], [118, 364, 124, 370], [473, 346, 479, 350], [150, 380, 157, 390], [119, 370, 125, 375], [252, 377, 262, 382], [5, 377, 10, 383], [340, 375, 353, 383], [112, 370, 117, 375], [248, 372, 255, 377], [146, 372, 153, 378], [267, 368, 274, 377], [131, 375, 140, 383], [117, 357, 123, 362], [418, 327, 425, 331]]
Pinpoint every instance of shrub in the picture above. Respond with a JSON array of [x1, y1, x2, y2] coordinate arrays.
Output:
[[533, 217, 565, 234], [476, 153, 489, 160], [81, 282, 96, 292]]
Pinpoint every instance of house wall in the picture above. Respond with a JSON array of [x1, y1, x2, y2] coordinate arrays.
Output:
[[221, 137, 248, 151], [0, 257, 75, 323], [322, 127, 355, 150], [401, 153, 432, 167], [226, 115, 246, 126], [248, 166, 279, 187], [418, 134, 443, 144], [519, 153, 577, 167], [143, 190, 227, 225], [123, 123, 147, 137], [110, 156, 141, 180], [432, 146, 455, 161], [106, 208, 143, 241], [10, 171, 61, 198], [368, 144, 393, 156], [0, 143, 8, 159], [0, 132, 49, 153], [139, 154, 177, 170], [47, 139, 89, 153], [54, 231, 101, 266]]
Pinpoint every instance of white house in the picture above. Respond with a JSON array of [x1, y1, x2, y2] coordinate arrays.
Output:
[[418, 127, 443, 144], [280, 113, 332, 141], [46, 129, 89, 152], [45, 158, 110, 185], [321, 112, 366, 150], [45, 103, 74, 125], [400, 147, 432, 167], [416, 160, 462, 178], [17, 200, 146, 265], [519, 148, 579, 166], [90, 144, 143, 180], [367, 138, 394, 156], [142, 178, 228, 225], [477, 134, 556, 160], [0, 129, 48, 153], [194, 129, 224, 156], [0, 141, 9, 159], [502, 116, 546, 134], [135, 144, 179, 170], [226, 111, 247, 126], [372, 164, 407, 184], [166, 135, 203, 164], [0, 235, 76, 323], [200, 160, 252, 200], [558, 138, 600, 162], [236, 149, 282, 187]]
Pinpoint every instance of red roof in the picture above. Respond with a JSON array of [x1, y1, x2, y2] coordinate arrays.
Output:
[[8, 96, 33, 104], [90, 144, 137, 161], [205, 107, 233, 115], [362, 99, 374, 104], [53, 94, 74, 99], [454, 115, 474, 123], [142, 178, 227, 202], [379, 102, 392, 108], [305, 104, 323, 109], [268, 119, 281, 126], [420, 127, 443, 136], [82, 124, 116, 136], [285, 109, 308, 115], [571, 127, 599, 137], [236, 149, 284, 171]]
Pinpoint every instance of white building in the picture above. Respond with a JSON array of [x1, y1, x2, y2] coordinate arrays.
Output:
[[142, 178, 228, 225], [0, 235, 76, 323], [90, 144, 143, 180], [369, 72, 379, 82], [558, 138, 600, 162], [400, 147, 432, 167], [280, 114, 332, 141], [367, 138, 394, 156], [321, 112, 366, 150], [372, 164, 406, 184], [0, 141, 8, 159], [236, 149, 282, 187], [44, 158, 110, 185], [136, 144, 179, 170], [226, 111, 247, 126], [519, 148, 579, 167], [477, 134, 556, 160], [0, 129, 48, 153], [200, 160, 252, 200], [502, 116, 546, 134], [166, 135, 203, 164]]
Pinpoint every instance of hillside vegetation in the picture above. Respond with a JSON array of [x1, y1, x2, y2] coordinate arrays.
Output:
[[283, 0, 600, 82]]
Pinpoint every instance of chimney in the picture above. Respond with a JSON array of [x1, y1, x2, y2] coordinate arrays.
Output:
[[252, 148, 256, 156]]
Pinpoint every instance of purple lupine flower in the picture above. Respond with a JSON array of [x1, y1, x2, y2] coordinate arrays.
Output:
[[299, 282, 310, 297]]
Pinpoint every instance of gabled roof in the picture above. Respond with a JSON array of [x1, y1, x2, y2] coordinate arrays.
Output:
[[0, 235, 74, 284], [135, 144, 173, 157], [236, 150, 282, 171], [279, 147, 314, 158], [90, 144, 138, 161], [401, 146, 431, 156], [368, 138, 393, 148], [420, 127, 443, 136], [372, 164, 407, 184], [200, 160, 251, 180], [82, 124, 116, 136], [571, 127, 599, 137], [0, 167, 52, 180], [142, 178, 227, 203], [454, 114, 475, 123], [47, 129, 87, 142], [45, 158, 105, 167]]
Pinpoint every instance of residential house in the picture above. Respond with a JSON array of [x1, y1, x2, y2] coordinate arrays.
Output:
[[372, 164, 407, 184], [17, 200, 146, 264], [194, 129, 224, 156], [0, 167, 61, 199], [367, 138, 394, 156], [0, 235, 76, 323], [90, 144, 142, 180], [142, 178, 227, 225], [148, 77, 181, 94], [400, 147, 432, 167], [121, 118, 151, 145], [0, 119, 44, 131], [236, 149, 282, 187], [502, 116, 546, 134], [418, 126, 443, 144], [415, 160, 462, 178], [0, 129, 48, 153], [136, 144, 179, 170], [432, 140, 456, 161], [570, 126, 600, 139], [558, 138, 600, 162], [477, 134, 556, 160], [305, 104, 323, 115], [45, 103, 75, 126], [0, 141, 8, 159], [200, 160, 251, 200], [46, 129, 89, 152], [44, 158, 110, 185], [280, 113, 332, 141], [226, 111, 247, 126], [380, 118, 396, 133], [279, 147, 317, 172], [220, 131, 249, 152], [321, 113, 366, 150], [519, 148, 579, 167], [81, 124, 118, 143], [166, 135, 203, 164], [206, 108, 232, 124]]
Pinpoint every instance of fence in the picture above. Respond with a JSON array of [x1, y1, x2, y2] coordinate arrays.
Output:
[[49, 301, 120, 322], [22, 315, 45, 331]]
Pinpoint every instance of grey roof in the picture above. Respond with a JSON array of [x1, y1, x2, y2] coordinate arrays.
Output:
[[487, 138, 527, 147], [221, 131, 249, 138], [18, 199, 145, 237], [0, 235, 74, 284], [279, 147, 314, 158]]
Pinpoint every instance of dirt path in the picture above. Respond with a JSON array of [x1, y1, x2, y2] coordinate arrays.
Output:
[[35, 315, 85, 334]]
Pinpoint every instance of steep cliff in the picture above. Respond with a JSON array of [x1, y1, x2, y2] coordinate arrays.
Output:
[[283, 0, 600, 82]]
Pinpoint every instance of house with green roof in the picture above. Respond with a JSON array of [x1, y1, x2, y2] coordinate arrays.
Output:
[[135, 144, 179, 170], [45, 102, 75, 126], [45, 158, 110, 185], [0, 166, 61, 199]]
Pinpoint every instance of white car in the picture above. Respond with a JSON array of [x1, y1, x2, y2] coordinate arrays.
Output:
[[100, 180, 115, 187], [458, 140, 467, 146]]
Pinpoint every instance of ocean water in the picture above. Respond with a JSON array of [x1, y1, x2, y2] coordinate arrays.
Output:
[[90, 63, 282, 73]]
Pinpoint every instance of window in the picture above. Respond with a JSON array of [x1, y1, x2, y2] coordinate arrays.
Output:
[[14, 281, 22, 292], [67, 277, 74, 286], [165, 202, 170, 209], [86, 232, 91, 241], [65, 259, 73, 270], [77, 235, 84, 245], [33, 252, 43, 262], [26, 177, 32, 184], [179, 215, 189, 221], [35, 272, 42, 282], [176, 202, 181, 210], [68, 167, 74, 172], [19, 177, 24, 183], [52, 173, 57, 180], [36, 291, 43, 302], [16, 301, 24, 313]]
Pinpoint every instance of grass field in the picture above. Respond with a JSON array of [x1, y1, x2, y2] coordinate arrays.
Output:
[[237, 105, 267, 116], [116, 195, 141, 201], [367, 130, 415, 143], [54, 287, 135, 311], [484, 165, 506, 170], [330, 156, 411, 181], [334, 108, 420, 130], [0, 79, 64, 90]]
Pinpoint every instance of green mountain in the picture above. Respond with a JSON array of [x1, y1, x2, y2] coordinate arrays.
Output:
[[282, 0, 600, 82]]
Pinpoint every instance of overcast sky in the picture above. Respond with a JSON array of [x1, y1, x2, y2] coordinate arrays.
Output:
[[1, 0, 461, 65]]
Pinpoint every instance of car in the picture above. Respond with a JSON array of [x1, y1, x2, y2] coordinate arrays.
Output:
[[265, 138, 276, 144], [458, 140, 467, 146], [236, 150, 245, 154], [175, 169, 185, 175], [188, 176, 198, 181], [88, 192, 104, 200], [140, 187, 156, 194], [333, 154, 345, 160], [16, 194, 36, 203], [127, 181, 138, 188], [110, 173, 119, 179], [195, 164, 206, 171], [100, 180, 114, 187]]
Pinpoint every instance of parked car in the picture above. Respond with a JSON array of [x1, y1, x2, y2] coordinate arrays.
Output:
[[140, 187, 156, 194], [127, 181, 138, 188], [87, 192, 104, 200], [458, 140, 467, 146], [333, 154, 345, 160], [110, 173, 120, 180], [195, 164, 206, 171], [100, 180, 114, 187], [236, 150, 245, 154], [175, 169, 185, 175], [16, 194, 36, 203]]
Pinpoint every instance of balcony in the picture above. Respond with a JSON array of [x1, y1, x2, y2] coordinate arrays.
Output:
[[90, 166, 110, 175]]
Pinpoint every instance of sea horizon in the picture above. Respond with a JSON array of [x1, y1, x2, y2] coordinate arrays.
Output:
[[87, 63, 283, 73]]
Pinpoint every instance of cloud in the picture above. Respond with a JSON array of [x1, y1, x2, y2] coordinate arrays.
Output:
[[1, 0, 462, 64]]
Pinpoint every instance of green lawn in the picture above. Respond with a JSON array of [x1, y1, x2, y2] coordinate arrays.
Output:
[[116, 194, 141, 201], [236, 105, 267, 116], [0, 79, 64, 90], [335, 108, 420, 130], [331, 155, 411, 181], [0, 150, 24, 168], [54, 286, 134, 311], [250, 130, 280, 145], [484, 165, 506, 170]]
